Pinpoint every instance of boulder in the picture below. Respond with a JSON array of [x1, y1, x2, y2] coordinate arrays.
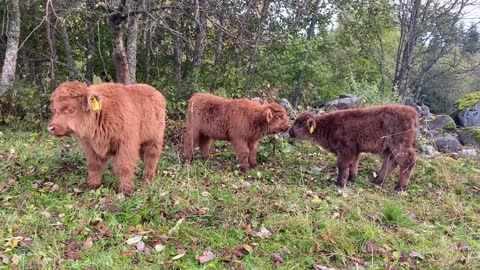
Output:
[[278, 98, 294, 117], [434, 136, 462, 153], [403, 97, 420, 112], [420, 104, 433, 120], [426, 115, 457, 131], [458, 127, 480, 148], [456, 149, 478, 159], [251, 97, 263, 104], [451, 91, 480, 127], [324, 95, 362, 111]]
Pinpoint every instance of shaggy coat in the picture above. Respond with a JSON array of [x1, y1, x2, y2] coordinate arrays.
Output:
[[48, 81, 166, 195], [183, 93, 289, 172], [289, 105, 418, 191]]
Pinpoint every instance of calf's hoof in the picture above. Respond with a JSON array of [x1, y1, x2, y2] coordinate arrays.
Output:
[[85, 180, 101, 191], [334, 180, 346, 188], [118, 184, 134, 196], [394, 184, 407, 192], [371, 177, 383, 185]]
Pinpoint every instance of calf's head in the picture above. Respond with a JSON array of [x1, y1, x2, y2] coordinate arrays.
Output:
[[264, 103, 289, 134], [289, 113, 317, 140], [48, 81, 101, 137]]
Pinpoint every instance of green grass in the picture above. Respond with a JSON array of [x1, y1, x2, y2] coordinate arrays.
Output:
[[1, 128, 479, 269]]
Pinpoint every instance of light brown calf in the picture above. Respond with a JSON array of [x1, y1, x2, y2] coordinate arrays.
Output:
[[183, 93, 289, 172], [48, 81, 166, 195]]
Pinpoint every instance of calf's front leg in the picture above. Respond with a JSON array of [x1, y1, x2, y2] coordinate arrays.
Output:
[[231, 139, 250, 173]]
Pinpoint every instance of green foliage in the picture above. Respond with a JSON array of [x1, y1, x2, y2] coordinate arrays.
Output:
[[455, 91, 480, 112], [0, 84, 50, 130], [349, 73, 402, 106]]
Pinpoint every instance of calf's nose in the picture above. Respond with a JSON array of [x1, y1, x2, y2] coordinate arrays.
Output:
[[48, 125, 56, 133]]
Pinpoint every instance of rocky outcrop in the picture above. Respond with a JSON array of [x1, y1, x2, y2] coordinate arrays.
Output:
[[451, 91, 480, 127], [323, 94, 362, 111]]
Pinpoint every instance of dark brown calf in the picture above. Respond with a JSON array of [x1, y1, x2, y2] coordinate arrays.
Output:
[[289, 104, 418, 191], [183, 93, 289, 172]]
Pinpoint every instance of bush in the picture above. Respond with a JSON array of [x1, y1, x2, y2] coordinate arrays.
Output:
[[0, 84, 50, 131]]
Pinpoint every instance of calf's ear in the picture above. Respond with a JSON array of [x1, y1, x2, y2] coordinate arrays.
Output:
[[85, 93, 102, 112], [265, 108, 273, 123], [306, 118, 316, 134]]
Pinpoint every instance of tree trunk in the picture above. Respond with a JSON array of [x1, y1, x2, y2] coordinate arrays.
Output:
[[172, 0, 183, 97], [107, 0, 131, 85], [85, 0, 96, 84], [126, 14, 139, 84], [192, 0, 207, 72], [0, 0, 21, 93], [46, 0, 57, 90], [293, 0, 321, 107], [244, 0, 272, 94], [60, 19, 78, 80], [144, 23, 152, 83], [393, 0, 422, 98], [209, 5, 224, 91]]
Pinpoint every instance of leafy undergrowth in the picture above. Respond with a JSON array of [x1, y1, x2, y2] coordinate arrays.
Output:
[[1, 128, 479, 270]]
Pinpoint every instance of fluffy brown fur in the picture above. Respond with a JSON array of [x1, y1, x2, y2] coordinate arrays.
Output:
[[183, 93, 289, 172], [48, 81, 166, 195], [289, 104, 418, 191]]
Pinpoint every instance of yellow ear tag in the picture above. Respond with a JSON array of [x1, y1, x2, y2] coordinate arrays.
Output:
[[309, 126, 315, 134], [91, 97, 100, 111]]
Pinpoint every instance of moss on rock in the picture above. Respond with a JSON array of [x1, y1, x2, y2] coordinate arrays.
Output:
[[455, 91, 480, 112], [463, 127, 480, 144], [443, 121, 457, 130]]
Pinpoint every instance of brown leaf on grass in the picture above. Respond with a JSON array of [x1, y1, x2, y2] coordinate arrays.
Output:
[[272, 253, 284, 266], [313, 265, 329, 270], [409, 251, 424, 260], [363, 240, 379, 254], [65, 239, 82, 260], [89, 220, 112, 239], [198, 250, 216, 264], [384, 263, 398, 270], [349, 256, 365, 265], [121, 250, 134, 257], [0, 253, 9, 264], [10, 254, 19, 265], [132, 254, 140, 264], [255, 227, 272, 238], [281, 246, 291, 255], [453, 241, 470, 252], [233, 244, 253, 260], [82, 237, 93, 250]]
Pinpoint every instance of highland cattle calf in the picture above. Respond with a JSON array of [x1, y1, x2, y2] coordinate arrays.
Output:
[[48, 81, 166, 195], [289, 105, 418, 191], [183, 93, 289, 172]]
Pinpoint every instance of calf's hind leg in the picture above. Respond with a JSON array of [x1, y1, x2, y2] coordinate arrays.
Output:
[[199, 134, 214, 159], [141, 141, 163, 188], [112, 143, 139, 195]]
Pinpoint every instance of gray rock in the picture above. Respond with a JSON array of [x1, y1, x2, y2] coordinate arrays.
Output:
[[434, 137, 462, 153], [457, 149, 478, 159], [403, 97, 419, 111], [426, 115, 456, 131], [456, 103, 480, 127], [424, 145, 436, 156], [458, 127, 480, 148], [324, 95, 362, 111], [420, 104, 433, 120], [251, 97, 263, 103], [278, 98, 294, 117]]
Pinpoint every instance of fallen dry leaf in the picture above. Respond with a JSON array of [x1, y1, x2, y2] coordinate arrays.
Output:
[[126, 235, 142, 245], [171, 253, 185, 260], [313, 265, 329, 270], [363, 240, 379, 254], [82, 237, 93, 250], [409, 251, 424, 260], [136, 241, 145, 252], [272, 253, 284, 266], [154, 244, 165, 252], [453, 241, 470, 252], [255, 227, 272, 238], [10, 254, 20, 265], [0, 253, 9, 264], [198, 250, 216, 264]]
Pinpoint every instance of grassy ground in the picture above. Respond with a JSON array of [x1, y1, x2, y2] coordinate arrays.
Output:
[[0, 128, 479, 270]]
